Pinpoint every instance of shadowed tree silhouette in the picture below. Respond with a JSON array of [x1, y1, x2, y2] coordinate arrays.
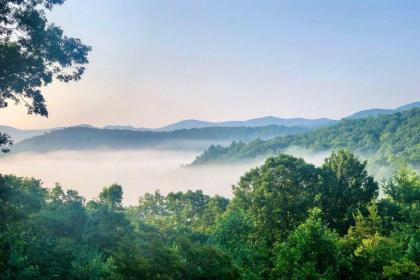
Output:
[[0, 0, 91, 152]]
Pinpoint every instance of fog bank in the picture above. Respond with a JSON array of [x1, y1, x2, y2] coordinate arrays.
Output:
[[1, 147, 411, 205], [0, 150, 255, 205], [282, 146, 332, 166]]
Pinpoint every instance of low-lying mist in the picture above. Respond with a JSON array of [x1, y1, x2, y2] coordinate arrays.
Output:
[[0, 149, 255, 205], [282, 146, 332, 166], [0, 146, 409, 205], [283, 146, 410, 182]]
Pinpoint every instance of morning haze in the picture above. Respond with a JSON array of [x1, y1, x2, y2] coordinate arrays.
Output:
[[1, 1, 420, 278], [0, 0, 419, 129]]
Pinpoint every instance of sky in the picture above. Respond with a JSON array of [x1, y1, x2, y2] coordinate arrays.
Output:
[[1, 0, 420, 129]]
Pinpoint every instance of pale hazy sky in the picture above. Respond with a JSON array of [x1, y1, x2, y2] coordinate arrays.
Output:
[[1, 0, 419, 129]]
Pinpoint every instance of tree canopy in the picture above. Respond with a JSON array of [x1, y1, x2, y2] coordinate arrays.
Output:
[[193, 108, 420, 168], [3, 150, 417, 279], [0, 0, 91, 151], [0, 2, 417, 278]]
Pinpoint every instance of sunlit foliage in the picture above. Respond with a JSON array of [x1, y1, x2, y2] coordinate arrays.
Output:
[[1, 151, 419, 279]]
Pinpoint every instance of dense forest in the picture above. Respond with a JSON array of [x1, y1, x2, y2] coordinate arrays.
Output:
[[193, 108, 420, 167], [9, 125, 308, 153], [0, 0, 419, 279], [1, 150, 419, 279]]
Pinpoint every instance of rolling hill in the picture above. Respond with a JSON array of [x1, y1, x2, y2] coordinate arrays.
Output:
[[346, 101, 420, 119], [156, 116, 337, 131], [1, 101, 418, 143], [192, 108, 420, 166], [9, 125, 309, 153], [150, 101, 420, 130], [0, 126, 49, 143], [0, 117, 334, 143]]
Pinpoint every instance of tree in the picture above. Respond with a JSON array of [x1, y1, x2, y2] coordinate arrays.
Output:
[[99, 184, 123, 209], [232, 154, 319, 246], [177, 240, 240, 280], [271, 209, 345, 280], [211, 209, 267, 280], [0, 133, 12, 152], [0, 0, 91, 151], [2, 160, 420, 278], [136, 190, 229, 235], [228, 153, 321, 278], [383, 166, 420, 206], [342, 202, 416, 279], [377, 167, 420, 264], [319, 150, 378, 234], [383, 261, 420, 279]]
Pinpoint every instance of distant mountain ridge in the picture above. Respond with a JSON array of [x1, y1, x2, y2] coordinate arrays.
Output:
[[192, 108, 420, 166], [102, 125, 151, 131], [346, 101, 420, 119], [9, 125, 309, 153], [156, 116, 337, 131], [1, 101, 419, 142], [154, 101, 420, 130], [0, 126, 49, 143], [0, 118, 337, 143]]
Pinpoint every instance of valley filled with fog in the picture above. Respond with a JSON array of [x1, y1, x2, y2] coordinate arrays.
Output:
[[0, 147, 337, 205], [0, 149, 254, 205]]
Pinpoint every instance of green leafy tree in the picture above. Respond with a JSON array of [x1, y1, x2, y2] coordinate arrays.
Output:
[[343, 199, 419, 279], [233, 154, 319, 246], [378, 167, 420, 265], [0, 175, 47, 278], [353, 234, 404, 279], [211, 209, 267, 280], [2, 152, 420, 279], [137, 190, 228, 235], [319, 150, 378, 234], [99, 184, 123, 209], [383, 166, 420, 206], [383, 261, 420, 279], [0, 0, 91, 151], [176, 238, 240, 280], [271, 209, 345, 280]]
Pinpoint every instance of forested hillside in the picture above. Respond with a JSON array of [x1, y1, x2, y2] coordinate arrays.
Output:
[[0, 126, 48, 143], [193, 108, 420, 166], [1, 151, 419, 279], [10, 125, 308, 153], [0, 1, 418, 278], [346, 101, 420, 119]]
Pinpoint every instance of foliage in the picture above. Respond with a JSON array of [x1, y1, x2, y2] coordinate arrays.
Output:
[[383, 261, 420, 279], [10, 125, 308, 153], [0, 177, 237, 279], [1, 151, 419, 279], [0, 132, 12, 152], [0, 0, 91, 152], [0, 0, 91, 116], [193, 108, 420, 167], [319, 150, 378, 234], [271, 209, 345, 280], [232, 154, 319, 245]]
